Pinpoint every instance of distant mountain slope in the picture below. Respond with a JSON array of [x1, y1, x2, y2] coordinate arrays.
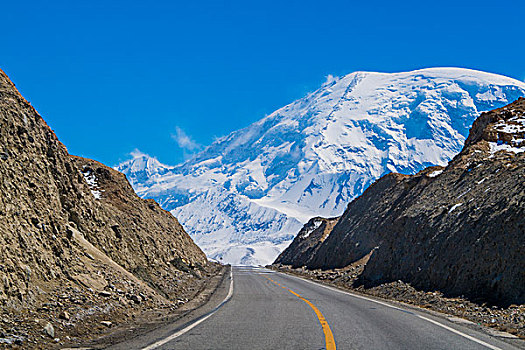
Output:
[[276, 98, 525, 305], [118, 68, 525, 265]]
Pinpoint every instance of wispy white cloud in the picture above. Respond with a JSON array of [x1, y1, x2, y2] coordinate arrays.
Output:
[[130, 148, 150, 159], [212, 134, 226, 143], [171, 127, 202, 155], [324, 74, 338, 85]]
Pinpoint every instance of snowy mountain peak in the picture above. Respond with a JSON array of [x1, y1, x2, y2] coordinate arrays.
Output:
[[116, 150, 173, 191], [119, 68, 525, 265]]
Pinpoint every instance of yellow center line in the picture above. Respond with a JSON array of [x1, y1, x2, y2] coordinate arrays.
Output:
[[267, 277, 336, 350]]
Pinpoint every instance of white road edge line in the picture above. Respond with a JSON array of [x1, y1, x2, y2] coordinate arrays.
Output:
[[417, 314, 503, 350], [141, 268, 234, 350], [273, 269, 504, 350]]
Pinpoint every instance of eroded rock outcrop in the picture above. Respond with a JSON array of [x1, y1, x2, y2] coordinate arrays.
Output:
[[0, 69, 210, 348], [71, 157, 208, 298]]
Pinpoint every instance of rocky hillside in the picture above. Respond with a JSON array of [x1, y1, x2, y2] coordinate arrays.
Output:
[[118, 68, 525, 265], [71, 156, 207, 298], [274, 217, 338, 268], [276, 98, 525, 306], [0, 69, 210, 348]]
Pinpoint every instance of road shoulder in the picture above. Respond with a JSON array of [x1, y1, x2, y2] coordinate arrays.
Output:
[[78, 264, 232, 349], [271, 266, 525, 350]]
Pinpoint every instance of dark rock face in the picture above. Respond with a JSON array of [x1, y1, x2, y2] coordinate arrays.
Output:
[[274, 217, 339, 267], [277, 98, 525, 306]]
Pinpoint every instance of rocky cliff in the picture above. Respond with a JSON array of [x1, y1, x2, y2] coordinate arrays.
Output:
[[0, 69, 209, 347], [273, 217, 338, 268], [276, 98, 525, 306]]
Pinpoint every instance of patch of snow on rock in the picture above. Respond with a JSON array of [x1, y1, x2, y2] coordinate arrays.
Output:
[[489, 142, 525, 155], [489, 111, 525, 154], [428, 170, 444, 178], [448, 203, 463, 214], [81, 168, 104, 200], [301, 220, 323, 239]]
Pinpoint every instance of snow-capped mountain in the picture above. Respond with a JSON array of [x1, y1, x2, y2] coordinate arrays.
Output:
[[117, 68, 525, 265]]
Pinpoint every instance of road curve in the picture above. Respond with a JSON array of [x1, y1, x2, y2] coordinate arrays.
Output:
[[114, 267, 523, 350]]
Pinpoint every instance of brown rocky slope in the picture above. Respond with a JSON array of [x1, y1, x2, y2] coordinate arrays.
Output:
[[71, 156, 208, 300], [275, 98, 525, 307], [0, 68, 215, 348]]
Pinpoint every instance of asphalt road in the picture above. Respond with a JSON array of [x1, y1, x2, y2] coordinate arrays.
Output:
[[115, 267, 523, 350]]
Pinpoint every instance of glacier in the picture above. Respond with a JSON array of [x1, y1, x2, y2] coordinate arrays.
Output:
[[117, 68, 525, 265]]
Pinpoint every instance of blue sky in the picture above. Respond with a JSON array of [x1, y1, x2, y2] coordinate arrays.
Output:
[[1, 0, 524, 166]]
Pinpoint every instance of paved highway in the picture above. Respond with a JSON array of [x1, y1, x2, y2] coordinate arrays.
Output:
[[113, 267, 522, 350]]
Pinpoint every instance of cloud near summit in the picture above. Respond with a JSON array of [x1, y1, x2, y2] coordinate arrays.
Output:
[[171, 126, 202, 152]]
